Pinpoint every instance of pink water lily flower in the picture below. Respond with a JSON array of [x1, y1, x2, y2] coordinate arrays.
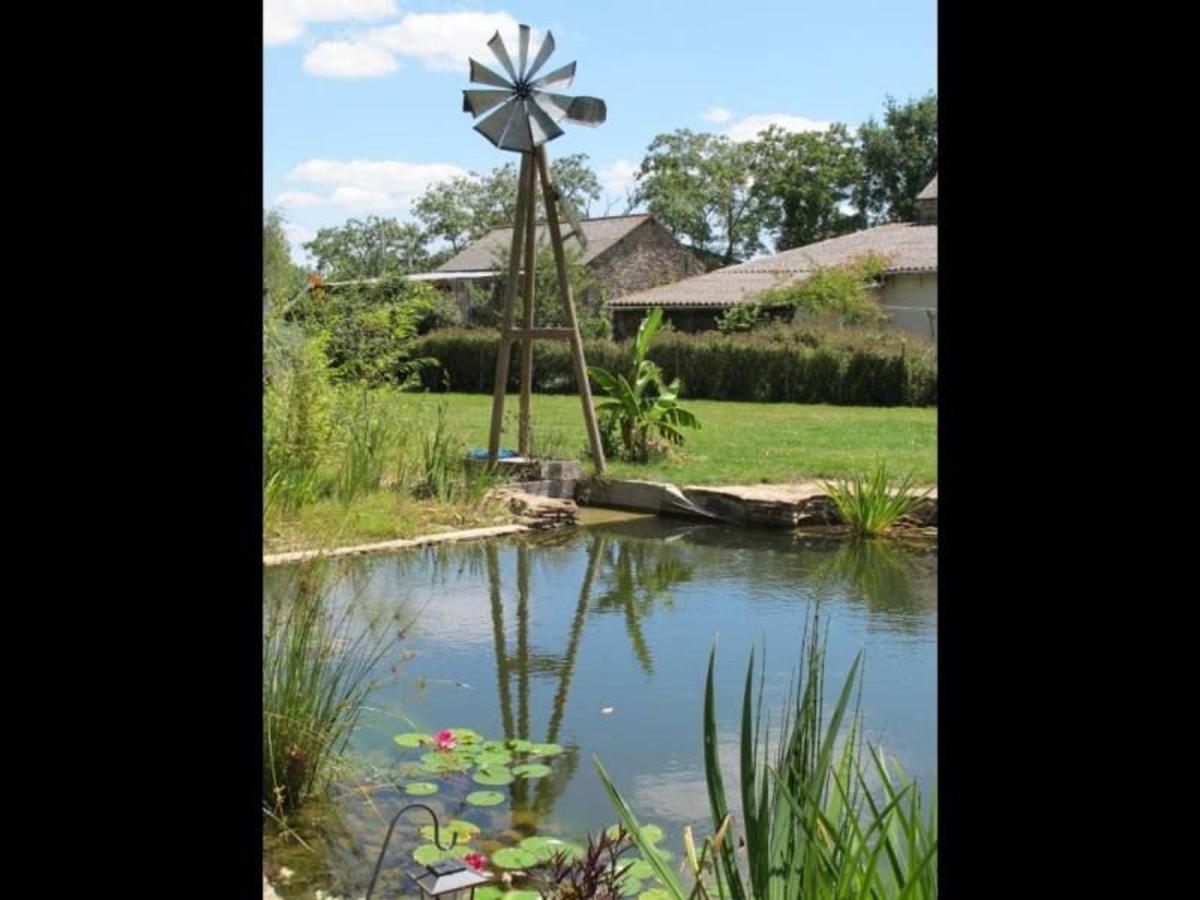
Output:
[[435, 729, 457, 750], [464, 853, 488, 871]]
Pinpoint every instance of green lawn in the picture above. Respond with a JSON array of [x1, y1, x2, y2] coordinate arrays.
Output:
[[389, 393, 937, 485]]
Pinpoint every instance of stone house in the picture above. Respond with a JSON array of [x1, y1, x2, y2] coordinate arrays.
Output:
[[606, 175, 939, 343], [426, 213, 704, 321]]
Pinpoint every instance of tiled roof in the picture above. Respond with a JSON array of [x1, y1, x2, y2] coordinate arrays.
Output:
[[917, 175, 938, 200], [607, 223, 937, 309], [436, 214, 653, 272]]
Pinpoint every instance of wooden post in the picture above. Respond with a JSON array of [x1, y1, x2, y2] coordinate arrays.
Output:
[[518, 158, 538, 456], [535, 146, 607, 473], [487, 151, 533, 464]]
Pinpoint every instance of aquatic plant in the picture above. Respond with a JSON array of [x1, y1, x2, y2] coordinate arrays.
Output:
[[263, 561, 397, 816], [825, 461, 931, 536], [595, 611, 938, 899], [534, 826, 637, 899]]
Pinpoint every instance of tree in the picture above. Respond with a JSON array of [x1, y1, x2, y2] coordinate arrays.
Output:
[[412, 154, 603, 257], [751, 124, 863, 250], [303, 216, 430, 281], [854, 93, 938, 225], [411, 177, 479, 254], [263, 209, 306, 311], [633, 130, 763, 265]]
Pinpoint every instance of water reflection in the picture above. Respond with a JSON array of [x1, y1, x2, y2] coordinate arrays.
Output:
[[485, 531, 696, 819]]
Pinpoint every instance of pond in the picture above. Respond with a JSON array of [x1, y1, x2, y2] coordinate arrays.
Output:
[[264, 517, 937, 899]]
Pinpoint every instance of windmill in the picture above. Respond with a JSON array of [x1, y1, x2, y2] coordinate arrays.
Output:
[[463, 24, 607, 472]]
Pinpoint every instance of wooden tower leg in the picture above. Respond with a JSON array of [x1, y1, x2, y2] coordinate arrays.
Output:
[[518, 158, 538, 456], [535, 146, 607, 474], [487, 151, 534, 464]]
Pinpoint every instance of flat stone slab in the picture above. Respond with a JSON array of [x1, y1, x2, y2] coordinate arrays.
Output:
[[578, 478, 937, 528], [263, 523, 531, 567]]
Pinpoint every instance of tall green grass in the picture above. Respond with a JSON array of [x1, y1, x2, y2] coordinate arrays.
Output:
[[263, 561, 396, 816], [334, 389, 398, 504], [826, 462, 931, 536], [596, 610, 937, 899]]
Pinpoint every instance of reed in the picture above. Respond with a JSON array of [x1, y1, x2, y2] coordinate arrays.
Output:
[[596, 608, 937, 898], [263, 559, 396, 816]]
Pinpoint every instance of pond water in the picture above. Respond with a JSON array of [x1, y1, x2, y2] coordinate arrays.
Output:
[[264, 517, 937, 899]]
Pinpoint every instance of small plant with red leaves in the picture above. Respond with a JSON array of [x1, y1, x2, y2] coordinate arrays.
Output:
[[536, 826, 636, 900]]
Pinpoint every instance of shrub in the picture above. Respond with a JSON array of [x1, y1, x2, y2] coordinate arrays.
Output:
[[715, 302, 765, 334], [409, 324, 935, 407], [757, 253, 890, 326]]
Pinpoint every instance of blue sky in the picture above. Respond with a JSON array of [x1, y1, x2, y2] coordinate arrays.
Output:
[[265, 1, 936, 263]]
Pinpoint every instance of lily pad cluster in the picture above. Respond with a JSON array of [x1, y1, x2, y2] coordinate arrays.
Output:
[[392, 728, 564, 802], [391, 728, 669, 899]]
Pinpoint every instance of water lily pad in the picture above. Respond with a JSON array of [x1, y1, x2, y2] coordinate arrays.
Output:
[[492, 847, 539, 870], [473, 765, 514, 786], [412, 843, 470, 865], [421, 820, 481, 842], [449, 728, 483, 744], [476, 749, 513, 766], [393, 732, 432, 748], [640, 890, 673, 900], [474, 887, 506, 900], [624, 860, 656, 880], [481, 740, 508, 754], [639, 825, 664, 845], [466, 790, 506, 807], [502, 892, 541, 900], [507, 739, 534, 752], [529, 742, 563, 757], [403, 782, 438, 796], [511, 763, 551, 779], [518, 836, 564, 861], [421, 751, 468, 772]]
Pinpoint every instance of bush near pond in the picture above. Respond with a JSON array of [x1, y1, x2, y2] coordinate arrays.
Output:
[[411, 326, 935, 407]]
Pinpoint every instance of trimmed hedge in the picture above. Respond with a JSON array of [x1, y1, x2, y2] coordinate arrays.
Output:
[[410, 328, 936, 406]]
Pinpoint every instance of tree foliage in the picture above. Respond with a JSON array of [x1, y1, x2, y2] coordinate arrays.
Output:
[[263, 209, 307, 311], [632, 130, 763, 265], [751, 124, 863, 250], [413, 153, 602, 257], [304, 216, 430, 281], [854, 93, 938, 225]]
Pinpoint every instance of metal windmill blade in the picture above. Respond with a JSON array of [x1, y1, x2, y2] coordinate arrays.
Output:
[[463, 25, 607, 154]]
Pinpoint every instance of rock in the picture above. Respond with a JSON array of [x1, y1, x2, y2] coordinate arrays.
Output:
[[488, 488, 578, 530], [577, 478, 937, 530]]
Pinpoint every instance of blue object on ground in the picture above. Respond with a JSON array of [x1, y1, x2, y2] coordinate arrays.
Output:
[[468, 448, 518, 460]]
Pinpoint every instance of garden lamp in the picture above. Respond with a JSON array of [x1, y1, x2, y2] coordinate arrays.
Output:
[[364, 803, 496, 900]]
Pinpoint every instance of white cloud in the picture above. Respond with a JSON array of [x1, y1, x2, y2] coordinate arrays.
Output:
[[724, 113, 833, 142], [284, 158, 471, 213], [365, 11, 525, 73], [264, 0, 398, 47], [600, 158, 639, 196], [303, 40, 398, 77], [275, 190, 323, 209], [701, 106, 733, 123]]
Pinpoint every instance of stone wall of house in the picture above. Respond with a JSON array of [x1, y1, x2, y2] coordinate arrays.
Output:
[[588, 220, 705, 303]]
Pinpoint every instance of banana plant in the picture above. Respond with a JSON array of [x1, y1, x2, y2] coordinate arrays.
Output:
[[587, 308, 700, 462]]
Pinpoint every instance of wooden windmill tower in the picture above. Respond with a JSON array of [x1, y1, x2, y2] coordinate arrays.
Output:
[[462, 24, 607, 473]]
